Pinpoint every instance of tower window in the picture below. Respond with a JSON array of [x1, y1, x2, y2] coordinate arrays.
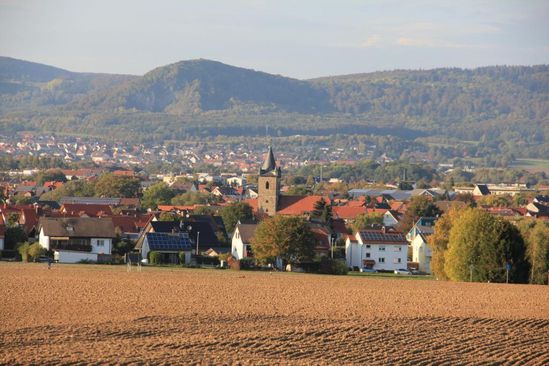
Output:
[[265, 181, 270, 190]]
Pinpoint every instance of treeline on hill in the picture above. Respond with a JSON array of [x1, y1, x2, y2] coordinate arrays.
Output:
[[287, 160, 547, 186], [1, 57, 547, 160]]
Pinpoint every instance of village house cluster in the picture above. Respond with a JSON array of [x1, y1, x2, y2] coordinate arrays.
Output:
[[1, 146, 547, 276]]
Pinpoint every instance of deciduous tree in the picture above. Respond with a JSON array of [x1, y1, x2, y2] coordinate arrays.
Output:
[[221, 202, 253, 234], [444, 208, 529, 283], [251, 216, 316, 265]]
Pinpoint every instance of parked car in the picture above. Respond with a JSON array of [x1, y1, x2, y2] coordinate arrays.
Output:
[[394, 268, 411, 275], [360, 267, 377, 273]]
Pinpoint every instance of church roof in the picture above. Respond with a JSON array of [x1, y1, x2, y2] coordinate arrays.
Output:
[[260, 146, 279, 176]]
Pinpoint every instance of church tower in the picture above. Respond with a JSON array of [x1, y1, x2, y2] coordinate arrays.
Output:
[[258, 146, 281, 216]]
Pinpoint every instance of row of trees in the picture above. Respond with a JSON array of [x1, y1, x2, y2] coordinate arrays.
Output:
[[430, 207, 549, 284]]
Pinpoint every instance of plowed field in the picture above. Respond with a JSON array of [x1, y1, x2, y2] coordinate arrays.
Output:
[[1, 263, 548, 365]]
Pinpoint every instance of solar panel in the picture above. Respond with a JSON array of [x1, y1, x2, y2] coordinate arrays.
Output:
[[360, 230, 405, 243], [146, 232, 192, 251]]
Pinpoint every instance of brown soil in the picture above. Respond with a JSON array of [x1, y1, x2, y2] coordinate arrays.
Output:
[[1, 263, 548, 365]]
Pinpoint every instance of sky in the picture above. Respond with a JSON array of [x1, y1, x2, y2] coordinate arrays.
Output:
[[0, 0, 548, 79]]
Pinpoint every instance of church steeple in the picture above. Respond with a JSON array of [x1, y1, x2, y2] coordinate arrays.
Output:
[[258, 146, 281, 216], [259, 146, 280, 177]]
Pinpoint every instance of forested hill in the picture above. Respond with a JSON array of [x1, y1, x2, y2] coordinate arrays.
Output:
[[0, 57, 547, 156], [311, 66, 549, 121]]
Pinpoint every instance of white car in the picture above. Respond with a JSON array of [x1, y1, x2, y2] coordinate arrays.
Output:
[[394, 268, 411, 275]]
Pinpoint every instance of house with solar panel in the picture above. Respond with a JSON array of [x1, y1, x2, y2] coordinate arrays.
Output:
[[345, 228, 408, 271], [140, 232, 193, 264]]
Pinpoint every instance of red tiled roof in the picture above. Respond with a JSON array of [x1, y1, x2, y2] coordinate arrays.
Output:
[[158, 205, 195, 212], [346, 200, 366, 207], [243, 198, 258, 212], [61, 203, 113, 217], [113, 170, 134, 176], [43, 181, 65, 189], [111, 216, 142, 233], [277, 195, 327, 215], [20, 208, 38, 232], [390, 201, 405, 212], [365, 208, 389, 215], [332, 206, 367, 220]]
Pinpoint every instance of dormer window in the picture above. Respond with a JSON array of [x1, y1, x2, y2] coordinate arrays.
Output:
[[66, 226, 74, 232]]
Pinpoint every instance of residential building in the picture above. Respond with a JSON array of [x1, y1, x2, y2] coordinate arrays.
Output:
[[231, 223, 257, 260], [345, 229, 408, 271], [38, 217, 115, 263], [140, 232, 192, 264]]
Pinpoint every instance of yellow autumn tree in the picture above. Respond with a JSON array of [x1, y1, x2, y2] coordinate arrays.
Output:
[[428, 205, 463, 280]]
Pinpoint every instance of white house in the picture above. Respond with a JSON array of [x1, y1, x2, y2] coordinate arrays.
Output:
[[406, 217, 437, 274], [383, 210, 401, 227], [345, 229, 408, 271], [38, 217, 115, 263], [231, 223, 257, 260], [411, 233, 432, 273]]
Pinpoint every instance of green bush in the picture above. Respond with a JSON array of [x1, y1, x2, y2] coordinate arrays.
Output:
[[78, 259, 96, 264], [178, 251, 188, 265], [17, 242, 31, 262], [239, 257, 256, 270], [149, 251, 160, 265], [319, 257, 348, 275], [28, 243, 45, 261]]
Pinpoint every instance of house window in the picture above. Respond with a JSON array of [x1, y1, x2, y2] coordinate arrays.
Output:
[[97, 239, 105, 247], [265, 181, 270, 190], [379, 257, 385, 263], [394, 246, 402, 252], [365, 252, 370, 258], [393, 258, 402, 264], [366, 244, 371, 248], [379, 246, 385, 251]]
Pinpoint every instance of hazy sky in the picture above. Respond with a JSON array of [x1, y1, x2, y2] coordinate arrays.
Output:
[[1, 0, 548, 79]]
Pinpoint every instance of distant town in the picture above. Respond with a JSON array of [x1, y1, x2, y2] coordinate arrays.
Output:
[[0, 134, 547, 284]]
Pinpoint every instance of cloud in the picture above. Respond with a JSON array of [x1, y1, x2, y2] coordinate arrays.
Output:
[[360, 35, 381, 48]]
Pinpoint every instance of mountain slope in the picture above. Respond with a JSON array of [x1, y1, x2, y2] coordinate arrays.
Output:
[[0, 56, 137, 111], [311, 66, 549, 121], [0, 57, 547, 158], [90, 59, 333, 113], [0, 56, 74, 83]]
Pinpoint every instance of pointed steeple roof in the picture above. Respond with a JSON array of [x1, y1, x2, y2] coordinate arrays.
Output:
[[262, 146, 276, 171], [260, 146, 280, 176]]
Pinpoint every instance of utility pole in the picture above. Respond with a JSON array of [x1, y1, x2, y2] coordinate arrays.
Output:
[[469, 263, 474, 282], [196, 231, 200, 256]]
